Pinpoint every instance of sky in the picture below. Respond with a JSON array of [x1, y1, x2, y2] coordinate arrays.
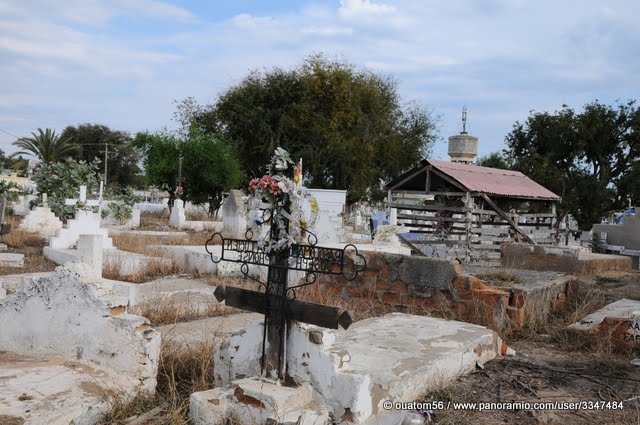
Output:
[[0, 0, 639, 162]]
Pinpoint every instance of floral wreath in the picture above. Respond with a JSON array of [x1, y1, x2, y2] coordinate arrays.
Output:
[[247, 147, 319, 252]]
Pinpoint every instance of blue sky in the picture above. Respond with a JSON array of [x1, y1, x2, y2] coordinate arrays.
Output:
[[1, 0, 638, 162]]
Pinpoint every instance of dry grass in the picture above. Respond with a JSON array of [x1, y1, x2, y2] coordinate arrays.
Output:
[[100, 339, 217, 425], [111, 232, 211, 255], [102, 257, 176, 283], [131, 298, 239, 327]]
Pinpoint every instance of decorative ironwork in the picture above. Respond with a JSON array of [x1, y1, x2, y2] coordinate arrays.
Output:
[[206, 148, 366, 380]]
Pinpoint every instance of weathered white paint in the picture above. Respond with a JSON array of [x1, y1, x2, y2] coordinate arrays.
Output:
[[0, 253, 24, 268], [286, 315, 500, 422], [169, 205, 186, 228], [49, 210, 113, 250], [190, 378, 330, 425], [222, 190, 246, 238], [77, 234, 102, 278], [0, 265, 160, 393], [18, 206, 63, 238], [306, 189, 347, 214]]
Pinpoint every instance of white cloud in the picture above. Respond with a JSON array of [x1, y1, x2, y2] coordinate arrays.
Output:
[[338, 0, 395, 18], [0, 0, 639, 159]]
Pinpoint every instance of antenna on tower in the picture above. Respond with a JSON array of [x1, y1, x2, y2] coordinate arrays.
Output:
[[461, 106, 468, 134]]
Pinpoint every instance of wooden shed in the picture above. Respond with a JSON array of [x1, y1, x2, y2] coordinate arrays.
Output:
[[385, 160, 561, 262]]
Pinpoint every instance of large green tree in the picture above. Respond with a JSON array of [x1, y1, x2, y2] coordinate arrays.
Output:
[[181, 130, 242, 215], [132, 131, 182, 209], [504, 100, 640, 229], [60, 124, 142, 189], [133, 130, 242, 214], [11, 128, 77, 163], [189, 54, 437, 200]]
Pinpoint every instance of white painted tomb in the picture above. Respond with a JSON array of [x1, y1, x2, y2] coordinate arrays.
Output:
[[18, 194, 63, 239], [190, 313, 501, 424]]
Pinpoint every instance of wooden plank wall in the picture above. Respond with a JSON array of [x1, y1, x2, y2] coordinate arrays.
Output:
[[390, 191, 556, 257]]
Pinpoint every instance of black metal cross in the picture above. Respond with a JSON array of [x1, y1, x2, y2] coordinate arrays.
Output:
[[205, 207, 365, 380]]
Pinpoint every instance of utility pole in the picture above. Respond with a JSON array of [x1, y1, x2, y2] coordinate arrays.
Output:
[[104, 143, 108, 189]]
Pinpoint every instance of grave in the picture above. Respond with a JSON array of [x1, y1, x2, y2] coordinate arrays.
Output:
[[170, 200, 221, 232], [131, 277, 221, 316], [570, 298, 640, 344], [191, 314, 501, 424], [0, 252, 24, 268], [222, 189, 247, 238], [0, 265, 161, 423], [17, 193, 63, 238], [47, 186, 113, 250], [501, 243, 632, 274], [190, 148, 502, 424], [593, 213, 640, 268]]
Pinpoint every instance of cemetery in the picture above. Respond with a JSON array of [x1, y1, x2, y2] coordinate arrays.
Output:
[[0, 143, 637, 425]]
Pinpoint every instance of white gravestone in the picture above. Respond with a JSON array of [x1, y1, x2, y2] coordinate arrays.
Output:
[[222, 190, 246, 238]]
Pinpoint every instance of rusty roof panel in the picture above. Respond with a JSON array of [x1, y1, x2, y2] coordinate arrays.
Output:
[[428, 160, 560, 200]]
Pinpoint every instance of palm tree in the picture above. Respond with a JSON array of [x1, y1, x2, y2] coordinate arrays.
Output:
[[11, 128, 77, 163]]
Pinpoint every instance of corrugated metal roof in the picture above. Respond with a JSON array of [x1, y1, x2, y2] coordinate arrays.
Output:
[[428, 160, 560, 200]]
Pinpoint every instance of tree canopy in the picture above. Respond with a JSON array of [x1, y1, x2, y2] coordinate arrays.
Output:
[[11, 128, 77, 163], [188, 54, 438, 200], [31, 158, 101, 220], [60, 124, 142, 189], [476, 152, 512, 170], [504, 100, 640, 230], [132, 130, 242, 214]]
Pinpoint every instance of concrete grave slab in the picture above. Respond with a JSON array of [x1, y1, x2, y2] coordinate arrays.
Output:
[[108, 228, 189, 238], [190, 377, 329, 425], [131, 278, 220, 315], [0, 265, 161, 393], [44, 245, 172, 279], [156, 313, 261, 347], [0, 353, 118, 425], [0, 253, 24, 268], [287, 314, 501, 423], [501, 243, 632, 275], [195, 313, 501, 423], [570, 298, 640, 344]]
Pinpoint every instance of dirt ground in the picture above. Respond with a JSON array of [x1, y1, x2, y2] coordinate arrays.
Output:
[[422, 272, 640, 425]]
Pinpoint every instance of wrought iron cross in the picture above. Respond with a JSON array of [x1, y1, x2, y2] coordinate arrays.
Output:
[[206, 204, 365, 380]]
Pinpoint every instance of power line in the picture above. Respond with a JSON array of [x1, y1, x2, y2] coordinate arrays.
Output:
[[0, 127, 20, 139]]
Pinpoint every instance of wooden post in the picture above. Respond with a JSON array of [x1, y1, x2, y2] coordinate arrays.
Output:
[[465, 192, 472, 244], [480, 193, 536, 245]]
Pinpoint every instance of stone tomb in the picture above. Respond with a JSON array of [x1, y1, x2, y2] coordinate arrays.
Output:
[[0, 265, 161, 423], [570, 298, 640, 344], [48, 209, 113, 250], [18, 195, 63, 239], [190, 314, 501, 424]]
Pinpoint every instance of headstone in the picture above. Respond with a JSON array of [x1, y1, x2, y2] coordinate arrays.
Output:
[[76, 235, 103, 279], [222, 190, 246, 238], [169, 204, 186, 229]]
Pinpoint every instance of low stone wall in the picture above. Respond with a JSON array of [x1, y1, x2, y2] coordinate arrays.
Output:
[[501, 243, 632, 274], [321, 251, 575, 330], [0, 266, 160, 393]]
